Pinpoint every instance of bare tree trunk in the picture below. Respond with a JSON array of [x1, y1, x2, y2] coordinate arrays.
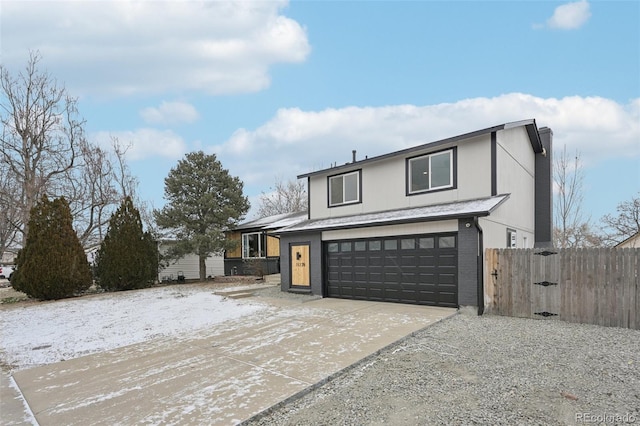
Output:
[[553, 146, 599, 248], [199, 254, 207, 282]]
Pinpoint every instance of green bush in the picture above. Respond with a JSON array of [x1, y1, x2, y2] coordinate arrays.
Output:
[[11, 196, 92, 300], [95, 197, 158, 291]]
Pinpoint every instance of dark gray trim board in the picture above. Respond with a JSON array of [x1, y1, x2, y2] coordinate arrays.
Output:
[[535, 127, 554, 247], [280, 232, 323, 296], [491, 132, 497, 196], [457, 219, 479, 306]]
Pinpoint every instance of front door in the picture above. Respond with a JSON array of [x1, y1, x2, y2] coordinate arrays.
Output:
[[291, 244, 310, 287]]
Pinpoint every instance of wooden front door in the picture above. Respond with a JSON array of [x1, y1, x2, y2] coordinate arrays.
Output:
[[291, 244, 310, 287]]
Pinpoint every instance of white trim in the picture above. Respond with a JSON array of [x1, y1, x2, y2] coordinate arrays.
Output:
[[329, 171, 360, 207], [408, 149, 454, 194], [242, 232, 266, 259]]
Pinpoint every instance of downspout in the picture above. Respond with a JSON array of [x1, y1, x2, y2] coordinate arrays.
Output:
[[474, 217, 484, 315]]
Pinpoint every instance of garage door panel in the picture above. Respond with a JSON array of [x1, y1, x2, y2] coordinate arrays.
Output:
[[368, 272, 383, 283], [383, 256, 400, 267], [384, 271, 400, 281], [438, 254, 457, 267], [325, 233, 458, 307], [327, 257, 340, 267], [438, 273, 456, 285], [400, 255, 420, 266], [340, 256, 354, 267], [354, 271, 367, 282], [369, 255, 383, 264], [354, 256, 367, 266], [401, 272, 417, 283], [418, 255, 436, 266]]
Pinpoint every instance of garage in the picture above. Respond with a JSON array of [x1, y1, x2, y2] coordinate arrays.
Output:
[[325, 233, 457, 307]]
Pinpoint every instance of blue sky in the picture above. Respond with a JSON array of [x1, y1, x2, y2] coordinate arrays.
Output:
[[2, 0, 639, 224]]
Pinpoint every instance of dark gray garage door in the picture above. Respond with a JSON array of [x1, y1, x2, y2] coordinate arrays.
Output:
[[325, 233, 457, 307]]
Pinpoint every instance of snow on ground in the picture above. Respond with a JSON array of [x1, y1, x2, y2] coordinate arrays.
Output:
[[0, 285, 268, 370]]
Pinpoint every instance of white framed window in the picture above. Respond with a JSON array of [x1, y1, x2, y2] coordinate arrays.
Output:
[[329, 171, 360, 207], [408, 149, 454, 194], [242, 232, 266, 258]]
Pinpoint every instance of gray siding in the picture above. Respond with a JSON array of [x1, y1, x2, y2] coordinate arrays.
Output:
[[280, 232, 323, 296], [535, 127, 554, 247], [457, 219, 479, 306]]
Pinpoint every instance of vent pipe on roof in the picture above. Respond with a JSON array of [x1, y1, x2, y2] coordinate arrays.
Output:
[[352, 150, 356, 162]]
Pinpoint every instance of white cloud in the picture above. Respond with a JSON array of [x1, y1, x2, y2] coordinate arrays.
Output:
[[212, 94, 640, 190], [547, 0, 591, 30], [2, 1, 310, 97], [93, 128, 188, 161], [140, 101, 200, 125]]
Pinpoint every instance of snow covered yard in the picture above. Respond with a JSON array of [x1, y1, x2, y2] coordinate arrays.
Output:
[[0, 283, 269, 370]]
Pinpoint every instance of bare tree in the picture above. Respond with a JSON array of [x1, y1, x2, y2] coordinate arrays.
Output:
[[0, 52, 144, 252], [553, 146, 601, 248], [0, 160, 21, 258], [64, 140, 119, 247], [257, 177, 307, 218], [600, 193, 640, 247], [0, 51, 83, 243]]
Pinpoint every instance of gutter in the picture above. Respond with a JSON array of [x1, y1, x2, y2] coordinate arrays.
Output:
[[474, 216, 484, 316]]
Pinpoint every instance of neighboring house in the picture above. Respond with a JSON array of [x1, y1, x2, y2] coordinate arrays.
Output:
[[225, 211, 307, 276], [615, 232, 640, 248], [86, 241, 222, 282], [277, 119, 553, 313], [158, 241, 224, 282], [1, 249, 18, 265]]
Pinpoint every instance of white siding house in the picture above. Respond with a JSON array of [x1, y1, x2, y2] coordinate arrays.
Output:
[[158, 242, 224, 282]]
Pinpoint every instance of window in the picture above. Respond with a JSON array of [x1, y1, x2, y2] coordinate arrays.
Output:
[[401, 238, 415, 249], [329, 171, 360, 206], [408, 149, 454, 194], [354, 241, 367, 251], [439, 236, 456, 248], [242, 232, 266, 258], [419, 237, 434, 249], [369, 240, 381, 251]]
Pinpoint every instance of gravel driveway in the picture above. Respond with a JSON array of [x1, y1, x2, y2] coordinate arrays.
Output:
[[246, 309, 639, 426]]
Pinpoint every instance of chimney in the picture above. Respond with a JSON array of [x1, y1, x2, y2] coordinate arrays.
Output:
[[352, 150, 357, 163], [535, 127, 553, 247]]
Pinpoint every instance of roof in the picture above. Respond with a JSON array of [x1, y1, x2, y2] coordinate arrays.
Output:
[[233, 211, 308, 232], [614, 232, 640, 248], [278, 194, 510, 234], [298, 119, 543, 179]]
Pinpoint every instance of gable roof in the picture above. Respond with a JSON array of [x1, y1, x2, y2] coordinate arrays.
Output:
[[277, 194, 509, 234], [298, 119, 543, 179], [615, 232, 640, 248], [233, 211, 308, 232]]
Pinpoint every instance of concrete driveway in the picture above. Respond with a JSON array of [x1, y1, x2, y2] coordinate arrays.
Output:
[[5, 295, 455, 425]]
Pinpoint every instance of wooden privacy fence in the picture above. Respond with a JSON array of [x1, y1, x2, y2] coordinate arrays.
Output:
[[485, 248, 639, 330]]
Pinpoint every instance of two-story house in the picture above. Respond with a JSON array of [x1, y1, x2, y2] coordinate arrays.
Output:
[[277, 119, 553, 313]]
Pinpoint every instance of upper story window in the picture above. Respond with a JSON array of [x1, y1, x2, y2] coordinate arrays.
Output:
[[242, 232, 266, 258], [407, 148, 455, 194], [329, 170, 361, 207]]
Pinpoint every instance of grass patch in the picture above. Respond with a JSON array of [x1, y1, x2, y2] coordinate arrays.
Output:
[[1, 296, 27, 304]]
